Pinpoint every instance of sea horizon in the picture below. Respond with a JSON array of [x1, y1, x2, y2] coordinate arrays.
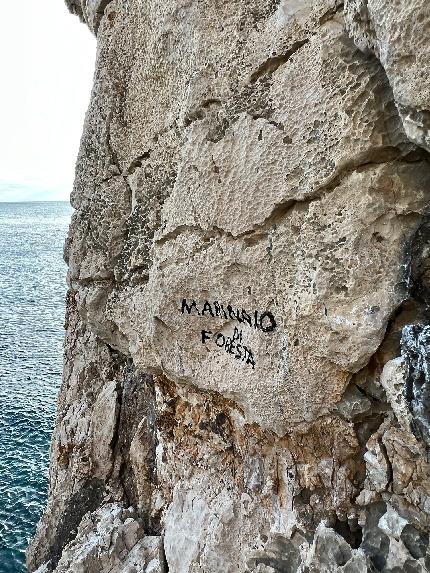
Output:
[[0, 200, 70, 204], [0, 182, 71, 203]]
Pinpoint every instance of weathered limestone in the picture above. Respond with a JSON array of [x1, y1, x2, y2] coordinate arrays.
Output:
[[34, 504, 166, 573], [29, 0, 430, 571], [344, 0, 430, 151]]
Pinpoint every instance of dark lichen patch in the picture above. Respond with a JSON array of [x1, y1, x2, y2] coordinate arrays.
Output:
[[401, 524, 429, 560], [401, 324, 430, 454], [47, 479, 106, 570]]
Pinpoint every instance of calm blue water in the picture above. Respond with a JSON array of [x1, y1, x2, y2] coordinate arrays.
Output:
[[0, 202, 71, 573]]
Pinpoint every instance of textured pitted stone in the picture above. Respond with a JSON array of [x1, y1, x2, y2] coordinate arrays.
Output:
[[345, 0, 430, 151], [107, 161, 430, 433], [29, 0, 430, 571], [380, 357, 413, 432]]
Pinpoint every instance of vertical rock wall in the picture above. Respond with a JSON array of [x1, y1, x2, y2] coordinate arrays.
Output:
[[28, 1, 430, 571]]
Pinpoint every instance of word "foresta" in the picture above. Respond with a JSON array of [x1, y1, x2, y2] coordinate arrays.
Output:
[[181, 299, 277, 333], [201, 327, 256, 369]]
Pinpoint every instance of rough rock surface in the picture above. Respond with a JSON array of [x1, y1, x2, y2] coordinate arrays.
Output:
[[28, 0, 430, 571]]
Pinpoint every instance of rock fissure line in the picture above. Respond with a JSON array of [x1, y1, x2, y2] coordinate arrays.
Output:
[[250, 39, 310, 84], [319, 1, 345, 25], [155, 152, 425, 250]]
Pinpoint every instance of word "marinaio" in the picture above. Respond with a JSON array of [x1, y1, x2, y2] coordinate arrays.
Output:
[[181, 299, 277, 333]]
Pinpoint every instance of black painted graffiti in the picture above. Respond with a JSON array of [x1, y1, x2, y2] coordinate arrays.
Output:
[[181, 299, 277, 333], [180, 298, 278, 369], [201, 327, 256, 369]]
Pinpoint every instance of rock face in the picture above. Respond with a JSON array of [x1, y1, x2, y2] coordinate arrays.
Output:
[[28, 1, 430, 571]]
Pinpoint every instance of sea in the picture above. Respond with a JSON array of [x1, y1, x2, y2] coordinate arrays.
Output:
[[0, 202, 72, 573]]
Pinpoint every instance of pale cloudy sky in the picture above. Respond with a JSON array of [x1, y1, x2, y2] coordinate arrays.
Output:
[[0, 1, 96, 202]]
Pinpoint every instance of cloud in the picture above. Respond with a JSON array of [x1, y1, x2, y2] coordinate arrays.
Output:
[[0, 0, 96, 202]]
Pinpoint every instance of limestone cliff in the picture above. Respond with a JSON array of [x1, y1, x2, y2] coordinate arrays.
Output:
[[28, 1, 430, 571]]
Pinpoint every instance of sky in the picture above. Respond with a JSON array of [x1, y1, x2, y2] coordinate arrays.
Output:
[[0, 1, 96, 202]]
